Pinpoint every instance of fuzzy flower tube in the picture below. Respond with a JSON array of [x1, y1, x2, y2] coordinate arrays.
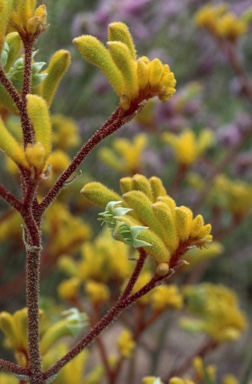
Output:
[[73, 22, 176, 110], [82, 174, 212, 276]]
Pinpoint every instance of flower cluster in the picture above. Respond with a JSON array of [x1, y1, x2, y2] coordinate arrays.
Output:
[[195, 4, 248, 42], [117, 329, 136, 358], [0, 308, 87, 368], [98, 133, 148, 174], [81, 174, 212, 276], [142, 357, 247, 384], [180, 283, 247, 342], [130, 272, 183, 310], [162, 128, 214, 167], [74, 22, 176, 110], [0, 0, 47, 44], [212, 175, 252, 218], [43, 202, 91, 260], [57, 228, 135, 302]]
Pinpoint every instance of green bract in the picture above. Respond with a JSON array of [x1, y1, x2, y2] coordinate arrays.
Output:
[[112, 221, 151, 248], [98, 201, 132, 228], [7, 53, 47, 90]]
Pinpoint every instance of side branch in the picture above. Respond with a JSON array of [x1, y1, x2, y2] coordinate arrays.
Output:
[[0, 66, 23, 110], [43, 272, 167, 381], [37, 106, 130, 216], [0, 359, 29, 378], [0, 184, 23, 211], [120, 248, 147, 300], [0, 66, 34, 146]]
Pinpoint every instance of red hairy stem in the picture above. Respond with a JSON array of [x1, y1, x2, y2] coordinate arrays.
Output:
[[120, 248, 147, 300], [37, 104, 140, 218], [0, 184, 23, 211], [20, 38, 35, 146], [0, 66, 23, 110], [21, 39, 34, 102], [0, 359, 29, 379], [21, 205, 43, 383], [25, 247, 43, 384]]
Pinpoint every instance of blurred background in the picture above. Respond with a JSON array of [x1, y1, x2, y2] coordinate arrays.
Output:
[[1, 0, 252, 382]]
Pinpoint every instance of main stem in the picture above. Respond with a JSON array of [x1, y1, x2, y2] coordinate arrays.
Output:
[[22, 202, 43, 383], [26, 246, 43, 384]]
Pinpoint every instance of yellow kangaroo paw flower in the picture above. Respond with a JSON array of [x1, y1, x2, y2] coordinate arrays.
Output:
[[73, 35, 124, 96], [41, 50, 71, 107], [0, 117, 28, 167], [123, 190, 161, 231], [137, 59, 149, 92], [131, 174, 153, 201], [149, 176, 167, 201], [108, 22, 136, 60], [148, 58, 165, 88], [26, 94, 51, 159], [4, 32, 22, 72], [120, 177, 134, 194], [107, 41, 139, 101], [0, 0, 13, 51], [175, 206, 193, 242], [81, 182, 121, 208], [152, 201, 179, 253], [0, 311, 19, 350]]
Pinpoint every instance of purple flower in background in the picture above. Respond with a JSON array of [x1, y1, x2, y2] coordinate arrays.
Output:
[[217, 113, 252, 147], [71, 0, 184, 42]]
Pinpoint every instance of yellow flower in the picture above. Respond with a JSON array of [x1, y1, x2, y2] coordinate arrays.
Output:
[[43, 202, 91, 258], [85, 280, 110, 303], [169, 378, 195, 384], [42, 343, 88, 384], [9, 2, 48, 38], [117, 329, 136, 358], [162, 128, 214, 166], [25, 141, 47, 172], [216, 12, 247, 41], [142, 378, 164, 384], [78, 228, 134, 283], [129, 271, 153, 305], [99, 134, 148, 174], [51, 114, 80, 150], [57, 228, 134, 285], [57, 277, 81, 301], [82, 174, 212, 276], [195, 4, 247, 42], [222, 374, 239, 384], [73, 22, 176, 110], [46, 150, 71, 176], [181, 283, 247, 342], [194, 4, 227, 34], [0, 308, 42, 367], [192, 357, 216, 382], [212, 175, 252, 218], [150, 285, 183, 312], [0, 373, 18, 384]]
